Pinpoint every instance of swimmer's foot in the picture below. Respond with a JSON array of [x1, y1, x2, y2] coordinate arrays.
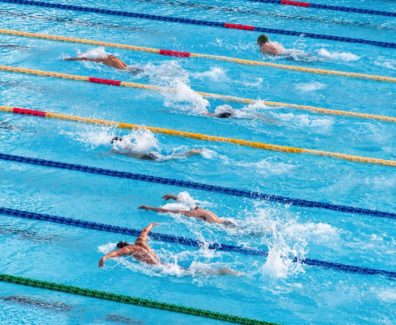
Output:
[[186, 149, 204, 156], [217, 267, 243, 276]]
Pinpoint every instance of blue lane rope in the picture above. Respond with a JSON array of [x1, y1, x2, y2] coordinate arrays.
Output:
[[249, 0, 396, 17], [1, 206, 395, 279], [0, 0, 395, 48], [1, 152, 396, 220]]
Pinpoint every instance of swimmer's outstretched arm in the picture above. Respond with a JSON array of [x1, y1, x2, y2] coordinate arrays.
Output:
[[98, 249, 129, 267], [139, 206, 193, 217], [64, 57, 104, 63]]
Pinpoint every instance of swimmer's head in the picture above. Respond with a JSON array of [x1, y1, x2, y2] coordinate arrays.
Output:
[[116, 241, 129, 249], [257, 34, 269, 46], [111, 136, 123, 144], [217, 112, 232, 119]]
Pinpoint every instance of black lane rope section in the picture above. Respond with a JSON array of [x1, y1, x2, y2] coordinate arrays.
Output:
[[134, 0, 396, 31], [1, 206, 395, 279], [0, 0, 395, 48], [1, 152, 395, 220], [248, 0, 396, 17]]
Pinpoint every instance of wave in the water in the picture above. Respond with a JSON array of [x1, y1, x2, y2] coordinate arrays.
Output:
[[317, 48, 360, 62], [295, 81, 326, 92]]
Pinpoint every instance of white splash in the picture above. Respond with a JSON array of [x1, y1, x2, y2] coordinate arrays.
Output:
[[274, 112, 334, 132], [374, 58, 396, 70], [163, 80, 209, 115], [112, 129, 159, 154], [192, 67, 227, 82], [295, 81, 325, 92], [62, 127, 114, 147], [78, 46, 108, 59], [241, 207, 338, 279], [317, 48, 360, 62], [162, 191, 197, 210]]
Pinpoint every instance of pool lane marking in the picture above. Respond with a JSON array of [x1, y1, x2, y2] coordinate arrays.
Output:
[[1, 152, 396, 220], [0, 207, 395, 279], [1, 105, 396, 167], [1, 29, 395, 83], [0, 274, 275, 325], [0, 0, 395, 48], [0, 64, 395, 124]]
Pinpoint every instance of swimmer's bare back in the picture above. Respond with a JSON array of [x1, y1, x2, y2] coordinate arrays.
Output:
[[98, 223, 160, 267], [65, 55, 128, 70], [139, 205, 231, 225]]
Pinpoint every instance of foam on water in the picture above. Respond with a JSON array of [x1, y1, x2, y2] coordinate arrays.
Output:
[[192, 67, 228, 82], [374, 57, 396, 70], [295, 81, 326, 92], [77, 47, 108, 59], [317, 48, 360, 62], [274, 112, 334, 133]]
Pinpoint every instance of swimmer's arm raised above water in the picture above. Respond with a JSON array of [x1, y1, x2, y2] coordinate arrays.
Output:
[[162, 194, 178, 201]]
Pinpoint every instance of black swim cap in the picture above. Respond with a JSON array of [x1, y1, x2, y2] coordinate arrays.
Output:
[[257, 34, 269, 44], [116, 241, 129, 249], [111, 136, 123, 144], [217, 112, 232, 118]]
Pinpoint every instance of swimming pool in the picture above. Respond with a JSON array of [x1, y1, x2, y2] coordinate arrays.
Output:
[[0, 0, 395, 323]]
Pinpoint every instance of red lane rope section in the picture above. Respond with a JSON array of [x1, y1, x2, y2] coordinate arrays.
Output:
[[13, 107, 46, 117], [224, 23, 255, 31], [281, 0, 310, 8], [159, 49, 191, 57], [88, 77, 121, 86]]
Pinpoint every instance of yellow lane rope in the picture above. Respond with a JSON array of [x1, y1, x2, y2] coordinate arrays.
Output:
[[1, 105, 395, 167], [0, 64, 395, 123], [1, 28, 395, 83]]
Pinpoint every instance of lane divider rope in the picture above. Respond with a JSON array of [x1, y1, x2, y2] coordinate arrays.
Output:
[[0, 0, 395, 48], [1, 152, 395, 220], [0, 274, 275, 325], [1, 29, 395, 83], [249, 0, 396, 17], [1, 64, 396, 124], [1, 207, 395, 279], [2, 105, 396, 168]]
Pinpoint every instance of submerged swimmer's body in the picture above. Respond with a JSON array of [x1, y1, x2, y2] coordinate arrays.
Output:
[[98, 222, 238, 275], [65, 53, 143, 73], [111, 136, 202, 161], [139, 194, 237, 227]]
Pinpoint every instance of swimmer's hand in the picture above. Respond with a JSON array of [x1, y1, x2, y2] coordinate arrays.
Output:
[[138, 205, 149, 210], [98, 257, 105, 268], [162, 194, 177, 201]]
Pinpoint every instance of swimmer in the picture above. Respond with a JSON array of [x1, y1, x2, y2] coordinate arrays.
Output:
[[65, 53, 143, 73], [257, 34, 285, 56], [205, 105, 277, 124], [111, 136, 203, 161], [0, 121, 14, 130], [139, 194, 237, 227], [98, 222, 239, 275]]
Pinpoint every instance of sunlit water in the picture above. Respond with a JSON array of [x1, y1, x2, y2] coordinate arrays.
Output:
[[0, 0, 395, 324]]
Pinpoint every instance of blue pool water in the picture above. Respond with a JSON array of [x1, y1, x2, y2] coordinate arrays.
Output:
[[0, 0, 395, 323]]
